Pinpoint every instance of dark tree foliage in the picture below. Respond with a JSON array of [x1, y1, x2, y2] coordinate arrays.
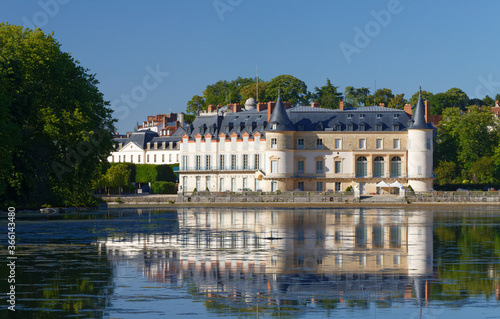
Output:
[[0, 24, 116, 207]]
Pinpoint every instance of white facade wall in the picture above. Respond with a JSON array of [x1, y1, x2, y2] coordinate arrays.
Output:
[[408, 129, 433, 191]]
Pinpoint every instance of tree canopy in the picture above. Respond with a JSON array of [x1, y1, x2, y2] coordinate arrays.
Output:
[[312, 78, 343, 109], [0, 23, 115, 207]]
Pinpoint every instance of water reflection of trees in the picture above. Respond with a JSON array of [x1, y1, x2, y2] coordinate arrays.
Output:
[[433, 212, 500, 301], [0, 244, 114, 319]]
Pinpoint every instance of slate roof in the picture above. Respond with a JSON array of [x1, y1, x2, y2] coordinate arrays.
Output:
[[112, 129, 184, 150], [184, 104, 413, 140], [265, 95, 295, 132], [410, 90, 432, 129]]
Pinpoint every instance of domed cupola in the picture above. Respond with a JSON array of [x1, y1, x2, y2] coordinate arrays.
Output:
[[244, 97, 257, 110]]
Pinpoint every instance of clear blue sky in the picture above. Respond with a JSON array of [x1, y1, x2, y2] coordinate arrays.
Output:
[[2, 0, 499, 133]]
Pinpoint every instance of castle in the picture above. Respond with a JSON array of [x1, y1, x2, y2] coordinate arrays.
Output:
[[178, 90, 434, 194]]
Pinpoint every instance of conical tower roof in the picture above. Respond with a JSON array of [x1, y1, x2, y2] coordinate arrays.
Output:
[[265, 94, 295, 131], [410, 88, 430, 129]]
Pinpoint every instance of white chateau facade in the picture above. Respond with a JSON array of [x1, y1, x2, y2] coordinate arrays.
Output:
[[178, 91, 434, 194]]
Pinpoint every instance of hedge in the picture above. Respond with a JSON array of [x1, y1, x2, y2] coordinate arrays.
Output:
[[151, 181, 176, 194], [135, 164, 176, 183]]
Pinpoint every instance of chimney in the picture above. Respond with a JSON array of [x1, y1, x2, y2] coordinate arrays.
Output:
[[283, 101, 291, 109], [404, 104, 412, 117], [424, 100, 430, 123], [232, 103, 241, 113], [339, 101, 344, 110], [267, 101, 276, 122], [147, 116, 154, 122], [178, 112, 185, 129], [496, 100, 499, 107], [256, 102, 267, 112], [207, 105, 215, 112], [311, 102, 319, 108], [379, 103, 385, 107]]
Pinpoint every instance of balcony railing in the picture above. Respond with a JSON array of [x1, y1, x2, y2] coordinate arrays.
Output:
[[180, 166, 257, 172]]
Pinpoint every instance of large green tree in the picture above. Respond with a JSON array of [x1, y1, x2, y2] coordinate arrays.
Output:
[[0, 24, 115, 207], [265, 74, 309, 106], [387, 93, 407, 110], [312, 78, 343, 109], [373, 88, 394, 106], [344, 86, 370, 107], [409, 90, 433, 106]]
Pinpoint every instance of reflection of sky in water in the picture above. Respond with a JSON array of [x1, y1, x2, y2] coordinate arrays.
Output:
[[2, 207, 499, 318]]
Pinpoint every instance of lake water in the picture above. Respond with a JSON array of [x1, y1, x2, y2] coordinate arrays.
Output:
[[1, 206, 500, 318]]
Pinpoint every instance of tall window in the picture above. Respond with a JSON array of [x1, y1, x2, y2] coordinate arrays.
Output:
[[130, 155, 133, 163], [219, 154, 225, 170], [182, 176, 187, 191], [206, 155, 211, 170], [206, 176, 211, 191], [147, 155, 149, 163], [243, 154, 248, 169], [356, 156, 368, 177], [316, 182, 323, 191], [335, 160, 341, 174], [220, 178, 224, 191], [138, 155, 141, 163], [373, 156, 385, 178], [298, 181, 304, 191], [426, 138, 431, 150], [271, 138, 277, 149], [271, 160, 277, 173], [231, 154, 237, 170], [271, 181, 278, 192], [376, 139, 383, 149], [393, 139, 400, 149], [316, 160, 323, 174], [195, 155, 201, 170], [390, 156, 402, 177], [359, 139, 366, 149], [254, 154, 260, 170], [162, 154, 165, 162], [243, 177, 248, 189], [297, 138, 304, 149], [335, 139, 341, 149], [182, 155, 188, 170], [316, 139, 323, 150], [231, 178, 236, 191], [297, 160, 305, 174], [196, 176, 201, 190]]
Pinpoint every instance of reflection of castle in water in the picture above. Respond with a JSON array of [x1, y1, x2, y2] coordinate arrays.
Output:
[[101, 208, 434, 304]]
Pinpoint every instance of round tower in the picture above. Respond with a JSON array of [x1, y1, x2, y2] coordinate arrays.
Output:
[[264, 94, 295, 191], [407, 89, 434, 192]]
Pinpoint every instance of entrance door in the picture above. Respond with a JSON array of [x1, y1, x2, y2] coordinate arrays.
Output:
[[359, 182, 365, 195]]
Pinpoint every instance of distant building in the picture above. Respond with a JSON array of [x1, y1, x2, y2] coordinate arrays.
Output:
[[107, 112, 186, 165], [178, 91, 434, 194]]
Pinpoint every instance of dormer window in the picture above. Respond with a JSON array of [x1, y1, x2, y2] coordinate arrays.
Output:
[[393, 124, 399, 131], [377, 114, 382, 118], [359, 114, 365, 119], [347, 123, 353, 131], [393, 114, 399, 118], [335, 124, 341, 131], [359, 124, 365, 131], [271, 123, 277, 130], [376, 124, 383, 131], [316, 123, 323, 130], [348, 114, 353, 119]]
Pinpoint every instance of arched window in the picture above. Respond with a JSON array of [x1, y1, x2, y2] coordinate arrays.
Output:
[[356, 156, 367, 178], [373, 156, 385, 178], [390, 156, 402, 178]]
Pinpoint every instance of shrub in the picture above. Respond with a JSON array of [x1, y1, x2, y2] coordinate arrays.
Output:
[[346, 186, 353, 192], [151, 181, 176, 194]]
